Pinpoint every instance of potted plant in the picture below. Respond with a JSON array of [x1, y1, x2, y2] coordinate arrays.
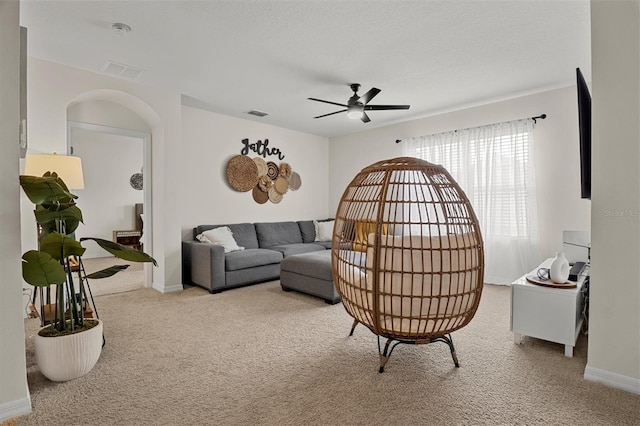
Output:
[[20, 172, 156, 381]]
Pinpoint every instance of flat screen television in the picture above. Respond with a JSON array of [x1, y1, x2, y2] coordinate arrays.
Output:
[[576, 67, 591, 199]]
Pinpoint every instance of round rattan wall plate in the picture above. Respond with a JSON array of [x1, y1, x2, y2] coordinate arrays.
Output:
[[268, 186, 283, 204], [129, 173, 143, 190], [279, 162, 292, 180], [253, 157, 268, 177], [288, 172, 301, 191], [252, 185, 269, 204], [266, 161, 279, 180], [226, 155, 259, 192], [274, 176, 289, 194], [257, 175, 273, 192]]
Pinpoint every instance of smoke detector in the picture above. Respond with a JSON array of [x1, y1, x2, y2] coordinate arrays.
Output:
[[110, 23, 132, 36]]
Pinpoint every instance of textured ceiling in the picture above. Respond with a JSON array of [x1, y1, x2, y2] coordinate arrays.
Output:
[[20, 0, 591, 138]]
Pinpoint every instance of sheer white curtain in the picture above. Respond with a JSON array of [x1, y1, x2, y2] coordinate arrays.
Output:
[[403, 119, 540, 284]]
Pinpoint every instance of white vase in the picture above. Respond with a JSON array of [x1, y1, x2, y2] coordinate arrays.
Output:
[[35, 319, 103, 382], [550, 252, 570, 284]]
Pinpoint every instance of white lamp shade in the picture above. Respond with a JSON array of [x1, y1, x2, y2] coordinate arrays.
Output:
[[25, 154, 85, 189], [346, 104, 364, 120]]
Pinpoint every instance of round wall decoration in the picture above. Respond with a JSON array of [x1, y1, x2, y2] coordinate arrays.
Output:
[[266, 161, 279, 180], [225, 154, 302, 204], [279, 162, 292, 179], [253, 157, 268, 177], [268, 186, 283, 204], [226, 155, 259, 192], [274, 176, 289, 194], [252, 186, 269, 204], [257, 175, 273, 192], [288, 172, 302, 191], [130, 172, 143, 190]]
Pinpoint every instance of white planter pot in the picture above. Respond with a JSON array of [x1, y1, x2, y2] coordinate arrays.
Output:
[[35, 319, 103, 382]]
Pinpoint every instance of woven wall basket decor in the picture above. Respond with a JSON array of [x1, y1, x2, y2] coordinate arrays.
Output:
[[226, 154, 302, 204], [274, 176, 289, 194], [226, 155, 259, 192], [253, 157, 268, 177], [288, 172, 302, 191], [266, 161, 279, 180], [331, 156, 484, 372], [252, 185, 269, 204]]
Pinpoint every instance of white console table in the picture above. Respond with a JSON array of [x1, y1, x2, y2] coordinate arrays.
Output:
[[510, 260, 589, 357]]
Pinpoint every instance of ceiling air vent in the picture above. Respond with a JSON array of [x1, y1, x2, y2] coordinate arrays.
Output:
[[101, 60, 144, 80], [246, 109, 269, 118]]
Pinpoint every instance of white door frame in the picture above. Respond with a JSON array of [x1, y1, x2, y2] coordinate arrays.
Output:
[[67, 121, 153, 288]]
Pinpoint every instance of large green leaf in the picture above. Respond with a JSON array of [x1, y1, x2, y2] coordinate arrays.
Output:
[[20, 175, 77, 206], [81, 237, 158, 266], [86, 264, 130, 279], [40, 232, 85, 260], [43, 171, 71, 192], [21, 250, 66, 287], [35, 205, 83, 234]]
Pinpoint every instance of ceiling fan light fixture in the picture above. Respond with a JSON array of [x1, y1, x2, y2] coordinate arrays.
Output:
[[347, 104, 364, 120], [308, 84, 409, 122]]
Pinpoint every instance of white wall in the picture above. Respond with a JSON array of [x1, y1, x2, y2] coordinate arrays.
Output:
[[586, 0, 640, 393], [24, 58, 182, 292], [72, 130, 143, 258], [0, 1, 31, 420], [24, 57, 329, 289], [329, 86, 592, 265], [68, 99, 151, 133], [180, 106, 330, 240]]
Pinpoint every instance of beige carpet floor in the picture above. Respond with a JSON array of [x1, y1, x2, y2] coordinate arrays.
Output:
[[19, 282, 639, 425], [81, 257, 144, 296]]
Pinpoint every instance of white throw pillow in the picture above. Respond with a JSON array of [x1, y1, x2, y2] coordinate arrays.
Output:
[[196, 227, 244, 253], [314, 220, 334, 242]]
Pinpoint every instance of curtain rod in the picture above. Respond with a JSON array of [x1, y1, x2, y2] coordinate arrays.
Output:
[[394, 114, 547, 143]]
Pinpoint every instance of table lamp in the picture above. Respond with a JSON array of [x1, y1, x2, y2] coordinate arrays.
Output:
[[24, 153, 85, 189]]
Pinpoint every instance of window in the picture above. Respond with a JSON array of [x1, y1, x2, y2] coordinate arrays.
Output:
[[403, 119, 539, 284]]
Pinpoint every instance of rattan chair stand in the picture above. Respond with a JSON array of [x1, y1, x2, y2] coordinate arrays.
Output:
[[331, 157, 484, 372]]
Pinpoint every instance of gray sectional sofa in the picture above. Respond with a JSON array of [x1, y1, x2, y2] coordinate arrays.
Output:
[[182, 220, 332, 293]]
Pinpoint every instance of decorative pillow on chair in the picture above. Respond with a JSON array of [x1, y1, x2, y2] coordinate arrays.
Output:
[[196, 227, 244, 253], [313, 220, 335, 242], [354, 220, 388, 252]]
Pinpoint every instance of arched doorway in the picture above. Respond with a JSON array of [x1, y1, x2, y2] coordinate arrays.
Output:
[[66, 91, 161, 289]]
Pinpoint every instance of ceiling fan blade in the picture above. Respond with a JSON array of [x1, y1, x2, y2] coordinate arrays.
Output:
[[364, 104, 411, 111], [313, 109, 347, 119], [361, 112, 371, 123], [359, 88, 381, 105], [308, 98, 348, 108]]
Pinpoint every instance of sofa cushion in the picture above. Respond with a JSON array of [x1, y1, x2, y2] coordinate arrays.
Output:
[[298, 219, 334, 243], [196, 223, 259, 249], [314, 220, 334, 241], [314, 241, 332, 249], [255, 222, 302, 248], [298, 220, 316, 243], [354, 220, 389, 252], [269, 243, 325, 257], [225, 248, 283, 271], [196, 226, 244, 253], [280, 250, 333, 281]]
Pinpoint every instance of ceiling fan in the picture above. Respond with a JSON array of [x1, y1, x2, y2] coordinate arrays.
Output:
[[308, 83, 410, 123]]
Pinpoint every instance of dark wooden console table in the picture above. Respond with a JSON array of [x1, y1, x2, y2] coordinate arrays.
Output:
[[113, 229, 142, 251]]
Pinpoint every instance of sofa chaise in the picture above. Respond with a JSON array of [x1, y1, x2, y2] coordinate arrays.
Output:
[[182, 220, 333, 293]]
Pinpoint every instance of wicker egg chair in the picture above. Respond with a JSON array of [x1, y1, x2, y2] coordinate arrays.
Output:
[[331, 157, 484, 372]]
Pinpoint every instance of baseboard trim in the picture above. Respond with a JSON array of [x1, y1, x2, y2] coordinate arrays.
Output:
[[584, 365, 640, 395], [0, 396, 32, 422], [151, 282, 183, 293]]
